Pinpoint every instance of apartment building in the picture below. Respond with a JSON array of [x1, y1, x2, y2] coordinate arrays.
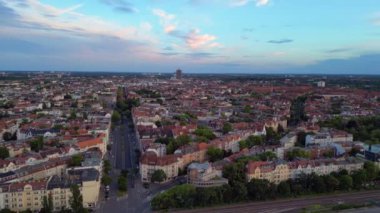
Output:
[[140, 151, 181, 183], [0, 168, 100, 212], [246, 161, 290, 184], [187, 162, 228, 187], [246, 158, 364, 183]]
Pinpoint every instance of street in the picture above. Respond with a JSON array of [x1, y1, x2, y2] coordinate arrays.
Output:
[[97, 116, 181, 213]]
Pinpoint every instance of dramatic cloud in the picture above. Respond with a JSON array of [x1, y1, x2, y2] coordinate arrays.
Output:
[[1, 0, 153, 42], [267, 39, 293, 44], [153, 9, 177, 32], [185, 29, 219, 49], [153, 8, 220, 50], [0, 0, 159, 69], [100, 0, 138, 13]]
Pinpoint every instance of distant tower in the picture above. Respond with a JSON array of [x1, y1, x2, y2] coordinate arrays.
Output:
[[176, 68, 182, 80], [317, 81, 326, 88]]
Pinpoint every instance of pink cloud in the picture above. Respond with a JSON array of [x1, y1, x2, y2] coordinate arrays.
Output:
[[186, 29, 219, 49]]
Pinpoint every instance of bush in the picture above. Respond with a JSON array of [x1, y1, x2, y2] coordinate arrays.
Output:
[[118, 175, 128, 192]]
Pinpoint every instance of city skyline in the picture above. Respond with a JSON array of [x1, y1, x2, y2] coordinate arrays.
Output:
[[1, 0, 380, 74]]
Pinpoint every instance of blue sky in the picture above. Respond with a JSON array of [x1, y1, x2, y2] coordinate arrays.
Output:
[[0, 0, 379, 74]]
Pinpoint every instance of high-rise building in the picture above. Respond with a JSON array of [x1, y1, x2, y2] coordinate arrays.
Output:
[[176, 68, 182, 80], [317, 81, 326, 87]]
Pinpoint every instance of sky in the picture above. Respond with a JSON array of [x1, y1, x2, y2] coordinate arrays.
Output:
[[0, 0, 379, 74]]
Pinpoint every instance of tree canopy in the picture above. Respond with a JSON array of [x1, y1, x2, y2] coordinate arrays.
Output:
[[30, 136, 44, 152], [207, 147, 224, 162], [194, 126, 216, 141], [0, 147, 10, 159], [111, 111, 121, 123], [151, 169, 167, 183], [222, 122, 233, 134]]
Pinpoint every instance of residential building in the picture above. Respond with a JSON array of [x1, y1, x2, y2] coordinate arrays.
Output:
[[187, 162, 228, 187], [140, 151, 181, 183]]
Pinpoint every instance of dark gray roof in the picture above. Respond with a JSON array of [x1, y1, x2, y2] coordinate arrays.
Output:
[[67, 168, 100, 182]]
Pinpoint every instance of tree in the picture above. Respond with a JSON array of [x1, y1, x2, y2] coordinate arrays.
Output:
[[166, 136, 191, 154], [30, 136, 44, 152], [351, 169, 367, 189], [323, 175, 340, 192], [223, 162, 246, 185], [103, 160, 111, 175], [194, 126, 216, 141], [266, 127, 280, 142], [207, 147, 224, 162], [222, 122, 233, 134], [247, 179, 273, 200], [339, 175, 353, 191], [243, 105, 251, 113], [155, 120, 162, 127], [2, 132, 13, 141], [0, 147, 9, 159], [240, 135, 264, 150], [258, 151, 277, 161], [69, 184, 87, 213], [111, 111, 121, 123], [296, 131, 306, 147], [151, 184, 196, 210], [118, 175, 128, 191], [310, 175, 326, 193], [286, 148, 311, 161], [232, 182, 248, 201], [277, 181, 291, 197], [69, 110, 77, 120], [41, 194, 53, 213], [101, 175, 112, 186], [151, 169, 167, 183], [363, 161, 378, 181], [239, 140, 248, 150], [0, 209, 15, 213], [69, 154, 83, 167], [176, 135, 191, 146]]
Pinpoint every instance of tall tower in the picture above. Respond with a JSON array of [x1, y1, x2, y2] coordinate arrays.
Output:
[[176, 68, 182, 80]]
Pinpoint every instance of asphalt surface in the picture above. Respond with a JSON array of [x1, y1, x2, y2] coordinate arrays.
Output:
[[178, 190, 380, 213], [97, 116, 182, 213]]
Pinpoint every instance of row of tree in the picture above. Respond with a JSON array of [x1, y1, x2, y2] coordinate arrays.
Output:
[[115, 87, 140, 118], [101, 160, 112, 186], [151, 161, 380, 210]]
